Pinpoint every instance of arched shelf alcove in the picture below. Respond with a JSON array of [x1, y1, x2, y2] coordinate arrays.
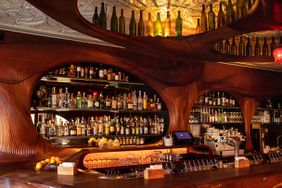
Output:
[[189, 90, 245, 148], [30, 62, 170, 148], [251, 96, 282, 152]]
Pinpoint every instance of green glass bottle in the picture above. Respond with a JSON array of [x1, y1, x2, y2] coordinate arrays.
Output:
[[200, 4, 207, 32], [110, 6, 118, 32], [164, 11, 171, 37], [238, 36, 245, 56], [98, 2, 107, 29], [155, 12, 163, 37], [254, 37, 261, 56], [129, 10, 136, 36], [92, 7, 99, 26], [217, 3, 225, 29], [138, 10, 145, 36], [175, 10, 183, 36], [119, 9, 125, 34], [208, 4, 215, 31], [146, 13, 154, 37], [246, 37, 252, 56], [226, 0, 235, 24], [262, 37, 269, 56]]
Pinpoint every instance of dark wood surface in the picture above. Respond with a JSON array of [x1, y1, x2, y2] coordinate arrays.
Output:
[[0, 0, 281, 162], [1, 163, 282, 188]]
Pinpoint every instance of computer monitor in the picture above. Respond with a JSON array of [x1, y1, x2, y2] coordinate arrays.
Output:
[[172, 131, 194, 145]]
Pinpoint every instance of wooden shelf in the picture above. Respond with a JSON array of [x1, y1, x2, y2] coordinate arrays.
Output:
[[40, 75, 145, 87], [47, 134, 162, 140], [30, 107, 168, 114], [193, 105, 240, 110], [190, 122, 244, 125]]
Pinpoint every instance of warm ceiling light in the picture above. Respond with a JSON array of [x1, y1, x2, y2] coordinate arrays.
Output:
[[273, 46, 282, 64]]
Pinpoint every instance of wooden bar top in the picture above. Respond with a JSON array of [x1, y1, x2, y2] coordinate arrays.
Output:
[[0, 162, 282, 188]]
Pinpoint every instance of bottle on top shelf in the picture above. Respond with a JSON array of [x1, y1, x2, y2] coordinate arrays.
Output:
[[138, 10, 145, 36], [208, 3, 215, 31], [175, 11, 183, 36], [129, 11, 137, 36], [217, 3, 225, 29], [110, 6, 118, 32], [146, 12, 154, 37], [155, 12, 163, 37], [164, 11, 171, 37], [119, 9, 126, 34], [98, 2, 107, 29], [92, 7, 99, 26], [200, 4, 207, 33]]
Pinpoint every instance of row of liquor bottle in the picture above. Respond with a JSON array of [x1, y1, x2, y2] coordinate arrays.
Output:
[[195, 91, 237, 107], [92, 0, 253, 37], [41, 87, 163, 111], [37, 115, 165, 137], [49, 64, 130, 82], [190, 108, 243, 124], [215, 35, 282, 56]]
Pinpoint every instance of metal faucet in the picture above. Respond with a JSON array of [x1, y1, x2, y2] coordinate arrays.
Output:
[[276, 135, 282, 148]]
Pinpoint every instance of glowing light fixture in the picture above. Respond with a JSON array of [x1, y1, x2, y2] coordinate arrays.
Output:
[[273, 45, 282, 64]]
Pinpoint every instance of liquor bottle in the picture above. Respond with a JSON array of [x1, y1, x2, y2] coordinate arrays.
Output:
[[110, 120, 116, 135], [82, 92, 88, 109], [157, 98, 162, 110], [119, 9, 125, 34], [129, 11, 136, 36], [224, 38, 230, 55], [200, 4, 207, 32], [99, 92, 105, 109], [217, 3, 225, 29], [76, 64, 81, 78], [137, 90, 143, 110], [270, 36, 276, 54], [137, 10, 145, 36], [76, 91, 82, 109], [98, 2, 107, 29], [127, 93, 134, 110], [221, 92, 226, 106], [208, 4, 215, 31], [92, 7, 99, 26], [111, 96, 117, 109], [226, 0, 235, 24], [57, 88, 64, 108], [246, 37, 252, 56], [155, 12, 163, 37], [51, 87, 57, 108], [175, 11, 183, 36], [143, 91, 148, 110], [217, 92, 221, 106], [87, 94, 93, 108], [98, 64, 104, 79], [262, 37, 269, 56], [64, 87, 70, 108], [132, 91, 138, 110], [84, 66, 88, 79], [238, 36, 245, 56], [164, 11, 171, 37], [195, 18, 201, 33], [146, 13, 154, 36], [110, 6, 118, 32], [105, 95, 111, 109], [80, 66, 85, 78], [231, 37, 237, 55], [254, 37, 261, 56], [93, 91, 100, 109]]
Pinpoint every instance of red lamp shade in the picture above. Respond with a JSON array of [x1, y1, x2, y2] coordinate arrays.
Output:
[[273, 46, 282, 64]]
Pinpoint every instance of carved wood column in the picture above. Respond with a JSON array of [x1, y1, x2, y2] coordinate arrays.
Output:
[[239, 97, 259, 150], [159, 83, 198, 132], [0, 74, 49, 162]]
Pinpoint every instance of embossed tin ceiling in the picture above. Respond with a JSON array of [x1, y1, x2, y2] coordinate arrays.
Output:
[[0, 0, 281, 72]]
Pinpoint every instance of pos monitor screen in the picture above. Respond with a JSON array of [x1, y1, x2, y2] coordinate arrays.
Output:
[[172, 131, 194, 145]]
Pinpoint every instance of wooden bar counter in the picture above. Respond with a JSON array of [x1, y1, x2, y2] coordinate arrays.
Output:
[[0, 162, 282, 188]]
